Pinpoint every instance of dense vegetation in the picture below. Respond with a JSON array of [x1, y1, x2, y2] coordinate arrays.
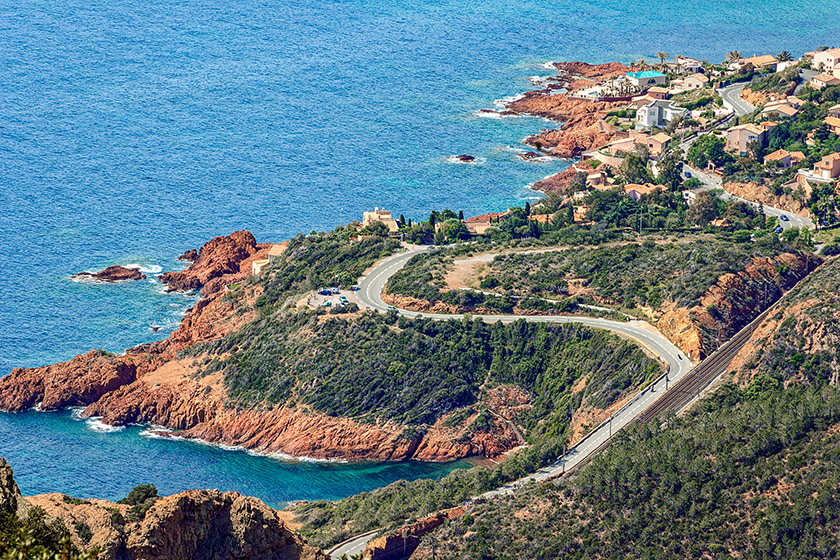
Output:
[[426, 382, 840, 559], [388, 235, 794, 315], [0, 507, 97, 560], [197, 311, 660, 433], [253, 229, 400, 310]]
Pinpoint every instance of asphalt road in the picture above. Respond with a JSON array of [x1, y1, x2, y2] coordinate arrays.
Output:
[[334, 246, 695, 559], [683, 163, 814, 230], [718, 83, 755, 117]]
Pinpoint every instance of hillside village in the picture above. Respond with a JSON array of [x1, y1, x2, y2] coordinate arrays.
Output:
[[358, 47, 840, 249]]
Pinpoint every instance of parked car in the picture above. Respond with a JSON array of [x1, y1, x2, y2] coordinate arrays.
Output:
[[318, 289, 331, 295], [780, 215, 789, 222], [330, 287, 340, 294], [350, 286, 360, 291], [774, 226, 783, 233], [322, 301, 332, 307]]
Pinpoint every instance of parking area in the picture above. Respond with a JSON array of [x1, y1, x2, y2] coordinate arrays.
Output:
[[307, 287, 368, 310]]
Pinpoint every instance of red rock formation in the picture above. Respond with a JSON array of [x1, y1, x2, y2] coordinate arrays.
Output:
[[0, 351, 150, 412], [25, 488, 326, 560], [657, 253, 821, 360], [72, 266, 146, 282], [531, 165, 583, 193], [82, 366, 520, 462], [159, 231, 268, 296], [178, 248, 198, 262], [363, 506, 466, 560]]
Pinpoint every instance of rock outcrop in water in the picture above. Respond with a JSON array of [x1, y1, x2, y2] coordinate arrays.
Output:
[[1, 457, 326, 560], [160, 230, 267, 296], [72, 266, 146, 282], [502, 61, 629, 161]]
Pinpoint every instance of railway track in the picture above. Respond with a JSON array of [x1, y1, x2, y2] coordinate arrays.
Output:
[[560, 305, 773, 479]]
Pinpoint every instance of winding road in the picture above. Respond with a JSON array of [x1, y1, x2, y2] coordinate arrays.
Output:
[[331, 246, 695, 559]]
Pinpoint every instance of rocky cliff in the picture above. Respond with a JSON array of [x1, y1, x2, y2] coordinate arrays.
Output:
[[0, 231, 268, 414], [657, 253, 821, 360], [724, 181, 812, 218], [1, 459, 326, 560], [502, 61, 628, 159]]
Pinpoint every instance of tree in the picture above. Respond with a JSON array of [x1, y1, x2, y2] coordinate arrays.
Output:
[[524, 201, 531, 216], [687, 134, 728, 168], [399, 214, 406, 226], [655, 51, 668, 66], [686, 191, 720, 226], [727, 51, 742, 64], [656, 148, 685, 190], [776, 51, 793, 62], [458, 210, 464, 221], [619, 153, 653, 184], [428, 211, 439, 227], [440, 218, 470, 243], [360, 221, 390, 237]]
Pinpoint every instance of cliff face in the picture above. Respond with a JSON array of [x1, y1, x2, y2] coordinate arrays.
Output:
[[724, 181, 811, 218], [727, 255, 840, 386], [159, 230, 268, 297], [363, 506, 465, 560], [657, 253, 820, 360], [82, 362, 520, 461], [0, 458, 21, 516], [25, 489, 326, 560]]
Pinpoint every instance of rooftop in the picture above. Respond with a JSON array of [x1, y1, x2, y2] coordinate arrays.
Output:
[[626, 70, 666, 79]]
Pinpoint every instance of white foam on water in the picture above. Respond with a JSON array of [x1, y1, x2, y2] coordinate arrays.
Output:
[[85, 417, 125, 433]]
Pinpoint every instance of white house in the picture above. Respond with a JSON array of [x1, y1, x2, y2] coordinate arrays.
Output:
[[813, 48, 840, 71], [636, 99, 688, 129], [684, 73, 710, 89]]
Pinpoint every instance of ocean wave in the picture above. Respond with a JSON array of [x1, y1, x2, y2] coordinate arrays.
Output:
[[125, 263, 163, 274], [85, 417, 125, 433], [493, 93, 525, 108], [138, 427, 346, 463]]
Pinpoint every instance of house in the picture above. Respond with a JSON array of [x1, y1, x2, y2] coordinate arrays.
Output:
[[636, 99, 688, 129], [761, 100, 799, 118], [829, 104, 840, 119], [813, 48, 840, 71], [738, 54, 778, 71], [464, 211, 507, 235], [603, 136, 639, 155], [573, 204, 593, 223], [252, 243, 288, 275], [586, 170, 614, 188], [811, 73, 840, 90], [684, 73, 709, 89], [763, 149, 805, 169], [826, 116, 840, 135], [362, 207, 400, 233], [647, 132, 672, 155], [623, 183, 664, 200], [675, 56, 704, 73], [647, 86, 670, 99], [625, 70, 667, 88], [813, 153, 840, 180], [629, 94, 658, 109], [726, 124, 766, 156]]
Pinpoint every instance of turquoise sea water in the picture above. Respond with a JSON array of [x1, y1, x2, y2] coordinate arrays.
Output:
[[1, 0, 838, 505]]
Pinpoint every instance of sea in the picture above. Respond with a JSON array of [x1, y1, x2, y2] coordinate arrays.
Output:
[[1, 0, 837, 507]]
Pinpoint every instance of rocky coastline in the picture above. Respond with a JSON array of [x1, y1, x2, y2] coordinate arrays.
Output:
[[72, 265, 146, 283], [0, 230, 519, 463]]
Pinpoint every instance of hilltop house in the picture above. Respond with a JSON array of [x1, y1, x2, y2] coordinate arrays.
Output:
[[362, 207, 400, 233], [647, 132, 673, 155], [675, 56, 704, 74], [813, 153, 840, 180], [636, 99, 687, 129], [811, 73, 840, 90], [763, 149, 806, 169], [624, 183, 664, 200], [726, 124, 766, 156], [735, 54, 778, 71], [684, 73, 710, 89], [813, 48, 840, 71], [625, 70, 667, 88], [826, 116, 840, 135], [252, 243, 287, 275]]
